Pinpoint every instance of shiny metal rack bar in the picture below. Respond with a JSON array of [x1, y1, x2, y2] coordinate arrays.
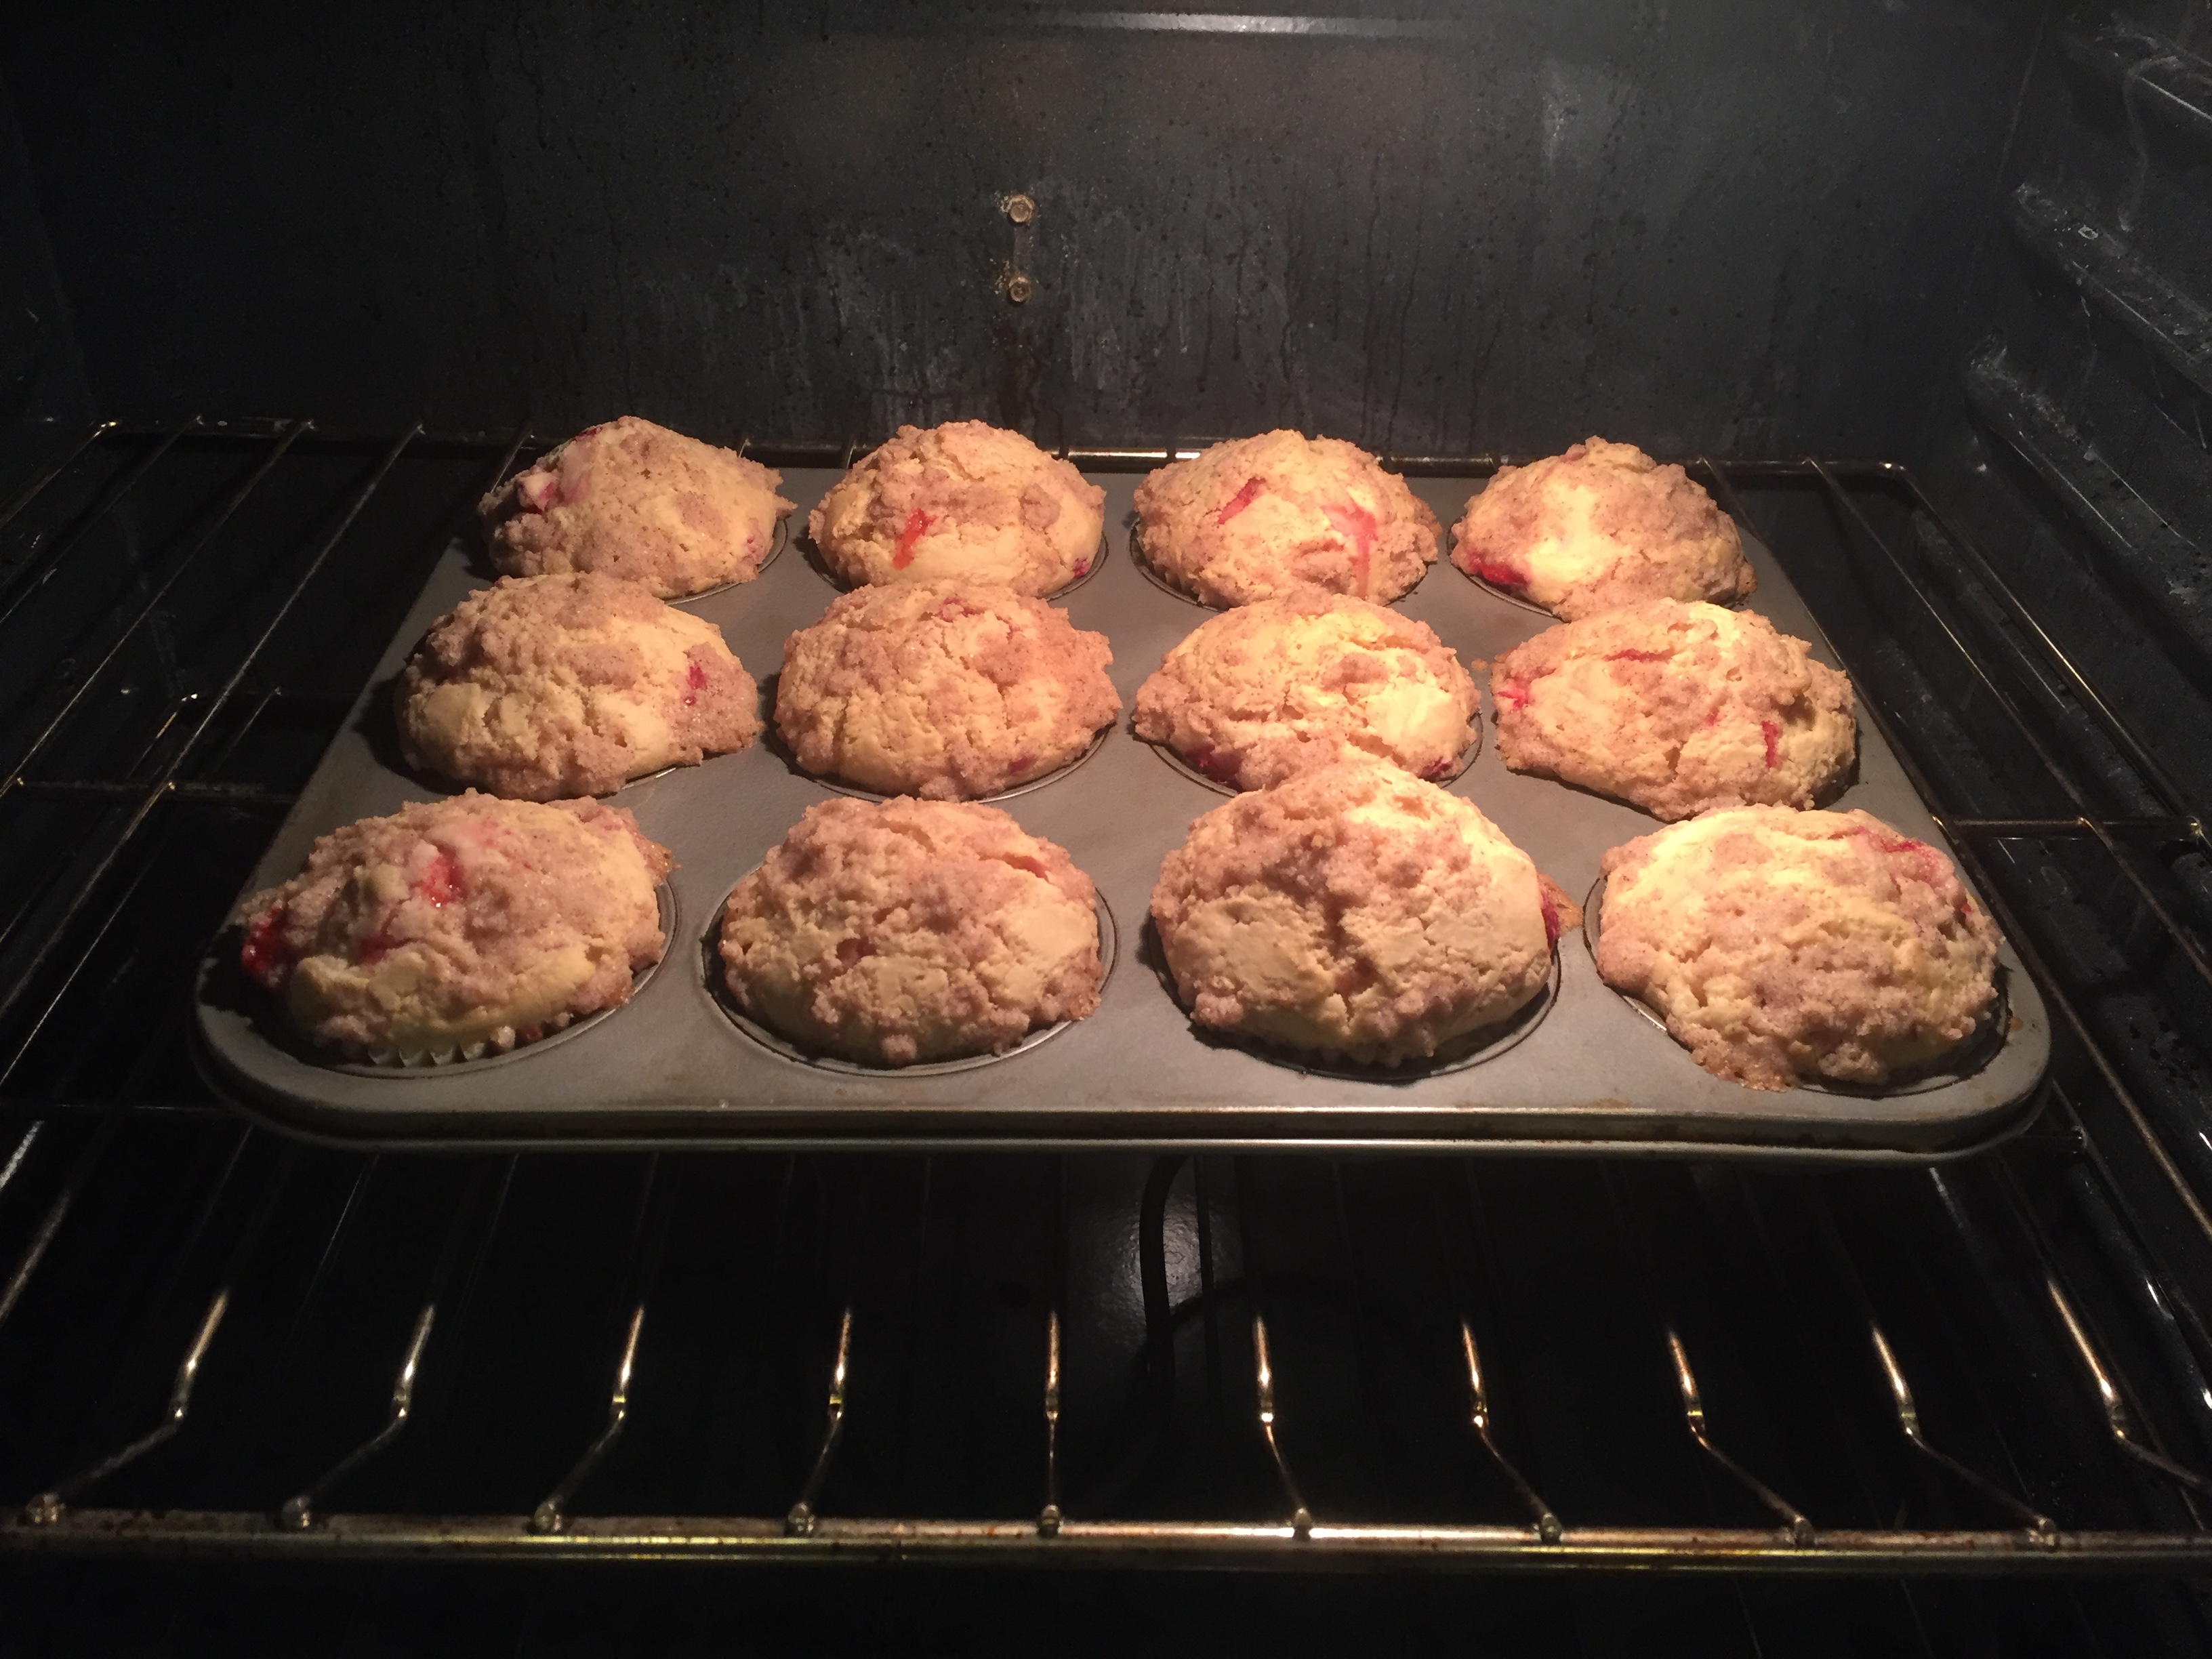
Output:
[[279, 1155, 516, 1530], [785, 1308, 855, 1538], [1666, 1328, 1816, 1547]]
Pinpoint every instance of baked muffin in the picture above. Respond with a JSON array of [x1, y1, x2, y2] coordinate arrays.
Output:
[[396, 573, 759, 800], [237, 792, 671, 1061], [1150, 757, 1573, 1065], [775, 581, 1118, 800], [1491, 599, 1854, 819], [480, 416, 794, 598], [719, 798, 1103, 1065], [1595, 806, 2001, 1090], [1132, 431, 1440, 606], [808, 422, 1105, 595], [1452, 438, 1754, 620], [1134, 589, 1477, 790]]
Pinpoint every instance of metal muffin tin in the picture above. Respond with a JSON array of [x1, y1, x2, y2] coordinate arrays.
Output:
[[193, 468, 2051, 1155]]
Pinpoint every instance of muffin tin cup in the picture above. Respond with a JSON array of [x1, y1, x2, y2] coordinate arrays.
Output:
[[193, 464, 2049, 1156], [702, 890, 1119, 1078]]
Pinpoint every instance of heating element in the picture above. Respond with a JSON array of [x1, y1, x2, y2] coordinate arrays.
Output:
[[0, 424, 2210, 1636]]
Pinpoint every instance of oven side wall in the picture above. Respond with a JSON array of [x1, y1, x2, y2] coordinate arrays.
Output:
[[0, 74, 93, 443]]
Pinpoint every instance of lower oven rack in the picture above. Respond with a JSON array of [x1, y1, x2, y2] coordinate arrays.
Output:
[[1, 422, 2210, 1596], [1, 1127, 2209, 1577]]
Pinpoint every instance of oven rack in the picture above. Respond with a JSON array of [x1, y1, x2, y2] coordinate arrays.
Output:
[[0, 422, 2208, 1590]]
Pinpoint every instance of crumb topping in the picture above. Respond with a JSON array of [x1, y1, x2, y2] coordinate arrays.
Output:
[[1450, 438, 1753, 620], [479, 416, 794, 599], [237, 792, 671, 1056], [1490, 598, 1854, 819], [1133, 431, 1441, 607], [1149, 757, 1566, 1063], [808, 422, 1105, 595], [720, 796, 1103, 1064], [1595, 805, 2001, 1090], [1134, 588, 1477, 789], [775, 580, 1120, 799], [398, 572, 758, 799]]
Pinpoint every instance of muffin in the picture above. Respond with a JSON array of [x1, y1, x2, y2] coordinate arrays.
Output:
[[1134, 589, 1477, 790], [236, 792, 672, 1061], [775, 581, 1119, 800], [396, 573, 759, 800], [1595, 806, 2001, 1091], [1451, 438, 1754, 620], [1491, 599, 1854, 819], [1132, 430, 1441, 606], [479, 416, 794, 598], [1149, 757, 1573, 1065], [718, 797, 1103, 1065], [807, 422, 1105, 595]]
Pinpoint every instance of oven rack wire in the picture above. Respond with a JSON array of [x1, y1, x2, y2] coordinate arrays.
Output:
[[0, 420, 2207, 1575]]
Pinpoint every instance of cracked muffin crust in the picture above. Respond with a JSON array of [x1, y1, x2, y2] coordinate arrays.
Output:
[[1132, 430, 1441, 607], [479, 416, 794, 598], [718, 797, 1103, 1065], [1451, 437, 1754, 621], [397, 572, 759, 800], [808, 422, 1105, 595], [1134, 589, 1477, 790], [775, 580, 1119, 800], [1149, 757, 1575, 1065], [1595, 806, 2001, 1091], [237, 792, 672, 1061], [1490, 598, 1855, 820]]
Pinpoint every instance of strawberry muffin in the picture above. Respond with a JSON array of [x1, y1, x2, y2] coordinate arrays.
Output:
[[1134, 590, 1477, 790], [775, 580, 1118, 799], [1149, 757, 1574, 1065], [808, 422, 1105, 595], [480, 416, 794, 598], [1490, 599, 1854, 819], [237, 793, 672, 1063], [1452, 438, 1753, 620], [718, 798, 1104, 1065], [1133, 431, 1439, 607], [397, 573, 759, 800], [1595, 806, 2002, 1090]]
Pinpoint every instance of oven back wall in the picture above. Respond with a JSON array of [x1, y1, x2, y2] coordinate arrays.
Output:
[[5, 2, 2038, 457]]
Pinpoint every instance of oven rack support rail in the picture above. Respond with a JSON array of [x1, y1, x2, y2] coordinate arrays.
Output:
[[2, 421, 2211, 1570]]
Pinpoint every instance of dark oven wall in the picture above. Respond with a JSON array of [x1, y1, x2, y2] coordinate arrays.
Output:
[[3, 1, 2041, 459]]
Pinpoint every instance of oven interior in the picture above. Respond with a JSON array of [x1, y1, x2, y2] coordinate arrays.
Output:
[[3, 3, 2212, 1652]]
